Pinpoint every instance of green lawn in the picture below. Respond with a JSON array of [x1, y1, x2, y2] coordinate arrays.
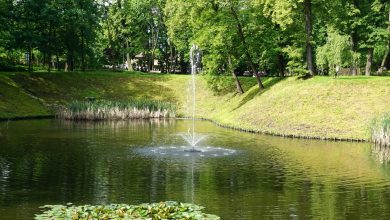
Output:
[[0, 71, 389, 140]]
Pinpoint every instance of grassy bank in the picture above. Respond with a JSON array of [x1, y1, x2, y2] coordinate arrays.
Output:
[[0, 71, 389, 140], [0, 73, 50, 119]]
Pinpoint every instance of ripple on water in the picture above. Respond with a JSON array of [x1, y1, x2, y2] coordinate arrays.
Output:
[[133, 145, 237, 159]]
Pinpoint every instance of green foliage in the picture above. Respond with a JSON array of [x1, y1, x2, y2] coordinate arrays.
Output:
[[35, 202, 220, 220], [257, 0, 302, 29], [371, 112, 390, 147], [316, 28, 355, 75], [255, 0, 311, 75], [205, 75, 235, 94], [165, 0, 281, 93], [0, 0, 101, 71], [1, 0, 390, 78], [283, 46, 307, 75], [100, 0, 176, 72]]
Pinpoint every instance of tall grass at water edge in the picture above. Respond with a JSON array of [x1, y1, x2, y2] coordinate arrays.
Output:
[[371, 113, 390, 147], [57, 100, 176, 120]]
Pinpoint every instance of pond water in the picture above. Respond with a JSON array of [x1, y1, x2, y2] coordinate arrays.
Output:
[[1, 119, 390, 219]]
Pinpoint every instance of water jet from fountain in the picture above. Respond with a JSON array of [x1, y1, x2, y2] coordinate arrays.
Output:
[[182, 44, 204, 153]]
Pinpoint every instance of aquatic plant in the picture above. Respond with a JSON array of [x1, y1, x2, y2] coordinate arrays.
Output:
[[35, 201, 220, 220], [371, 113, 390, 147], [57, 99, 176, 120]]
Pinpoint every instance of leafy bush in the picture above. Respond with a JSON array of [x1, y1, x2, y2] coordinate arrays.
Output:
[[371, 113, 390, 147], [57, 99, 176, 120], [0, 59, 27, 72], [206, 75, 236, 94], [35, 201, 220, 220], [316, 28, 357, 76]]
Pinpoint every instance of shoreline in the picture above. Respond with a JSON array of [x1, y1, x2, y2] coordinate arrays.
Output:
[[1, 72, 389, 142], [178, 117, 369, 143], [0, 115, 55, 122], [0, 115, 369, 143]]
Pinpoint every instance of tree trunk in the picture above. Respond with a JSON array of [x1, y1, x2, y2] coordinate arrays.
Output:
[[149, 22, 159, 72], [66, 54, 74, 72], [48, 53, 52, 72], [179, 52, 187, 73], [150, 51, 154, 72], [168, 44, 173, 73], [365, 48, 374, 76], [28, 48, 32, 72], [48, 23, 52, 73], [381, 47, 389, 71], [304, 0, 315, 76], [228, 55, 244, 94], [56, 54, 60, 71], [126, 41, 133, 71], [278, 53, 286, 77], [71, 56, 74, 71], [380, 10, 390, 72], [174, 51, 178, 73], [164, 42, 169, 73], [229, 5, 264, 90], [350, 33, 358, 76], [81, 32, 85, 72]]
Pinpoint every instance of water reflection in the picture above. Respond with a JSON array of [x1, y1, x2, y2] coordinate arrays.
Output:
[[58, 118, 176, 129], [371, 144, 390, 165], [0, 157, 11, 198], [1, 119, 390, 219]]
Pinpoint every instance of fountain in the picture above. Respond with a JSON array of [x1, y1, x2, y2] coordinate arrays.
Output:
[[134, 45, 236, 159], [181, 45, 204, 152]]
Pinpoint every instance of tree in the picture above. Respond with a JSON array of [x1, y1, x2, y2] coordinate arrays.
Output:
[[257, 0, 319, 76], [11, 0, 42, 72], [328, 0, 388, 76], [100, 0, 175, 73], [380, 7, 390, 71], [316, 28, 353, 77], [60, 0, 99, 71], [0, 0, 12, 50], [165, 0, 281, 92], [227, 0, 264, 89]]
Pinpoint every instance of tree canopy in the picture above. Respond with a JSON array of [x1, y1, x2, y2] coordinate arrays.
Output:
[[0, 0, 389, 88]]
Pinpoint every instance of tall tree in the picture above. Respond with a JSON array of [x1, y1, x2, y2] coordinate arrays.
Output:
[[12, 0, 42, 72], [258, 0, 319, 76], [228, 0, 264, 89], [304, 0, 315, 76]]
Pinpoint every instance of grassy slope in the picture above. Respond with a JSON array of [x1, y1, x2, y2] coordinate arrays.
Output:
[[0, 71, 389, 140], [195, 76, 390, 140], [0, 73, 50, 118]]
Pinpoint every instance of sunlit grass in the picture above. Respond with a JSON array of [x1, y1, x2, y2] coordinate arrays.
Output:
[[58, 99, 176, 120], [193, 75, 390, 140]]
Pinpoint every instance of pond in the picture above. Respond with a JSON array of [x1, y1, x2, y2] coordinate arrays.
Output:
[[1, 119, 390, 219]]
